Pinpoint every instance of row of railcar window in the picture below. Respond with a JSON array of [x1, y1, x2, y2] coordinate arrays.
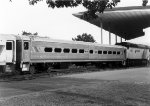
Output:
[[34, 47, 123, 55]]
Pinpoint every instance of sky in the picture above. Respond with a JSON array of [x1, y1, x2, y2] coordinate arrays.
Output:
[[0, 0, 150, 45]]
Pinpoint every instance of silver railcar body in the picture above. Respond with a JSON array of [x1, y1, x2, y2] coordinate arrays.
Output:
[[0, 34, 127, 73], [116, 42, 150, 65], [30, 37, 126, 63]]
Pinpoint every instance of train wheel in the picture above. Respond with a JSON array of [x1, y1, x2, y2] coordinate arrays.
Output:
[[95, 63, 102, 69], [29, 66, 36, 75], [122, 60, 126, 67], [0, 66, 6, 73]]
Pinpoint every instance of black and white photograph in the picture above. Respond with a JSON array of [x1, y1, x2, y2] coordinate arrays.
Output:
[[0, 0, 150, 106]]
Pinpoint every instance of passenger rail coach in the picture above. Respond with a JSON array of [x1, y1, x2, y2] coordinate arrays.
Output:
[[116, 42, 150, 66], [0, 34, 126, 74]]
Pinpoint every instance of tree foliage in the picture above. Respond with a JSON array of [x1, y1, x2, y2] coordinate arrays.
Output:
[[72, 33, 96, 43], [29, 0, 120, 11], [10, 0, 148, 20], [142, 0, 148, 6], [27, 0, 120, 20], [22, 31, 38, 36]]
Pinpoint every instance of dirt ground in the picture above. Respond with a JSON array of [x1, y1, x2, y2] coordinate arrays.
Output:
[[0, 67, 150, 106]]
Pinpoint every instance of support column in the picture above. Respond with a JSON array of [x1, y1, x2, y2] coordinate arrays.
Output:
[[108, 22, 111, 45], [100, 21, 103, 44], [96, 13, 103, 44], [120, 37, 122, 43], [115, 35, 117, 44], [109, 31, 111, 45]]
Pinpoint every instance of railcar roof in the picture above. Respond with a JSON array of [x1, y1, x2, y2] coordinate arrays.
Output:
[[0, 34, 30, 41], [116, 42, 150, 49], [0, 34, 20, 40], [32, 36, 125, 49]]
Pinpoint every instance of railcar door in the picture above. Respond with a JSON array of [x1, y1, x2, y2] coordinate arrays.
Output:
[[6, 41, 14, 63], [89, 46, 97, 60], [22, 40, 30, 62]]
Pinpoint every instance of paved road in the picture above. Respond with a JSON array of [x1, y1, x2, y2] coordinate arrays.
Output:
[[0, 67, 150, 106]]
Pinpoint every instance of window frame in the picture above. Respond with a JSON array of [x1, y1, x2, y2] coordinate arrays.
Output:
[[103, 51, 107, 54], [63, 48, 70, 53], [79, 49, 84, 53], [54, 48, 62, 53], [113, 51, 116, 55], [24, 41, 29, 50], [44, 47, 53, 52], [89, 50, 93, 54], [72, 49, 78, 53], [117, 51, 121, 55], [108, 51, 112, 54], [98, 50, 102, 54], [6, 42, 12, 50]]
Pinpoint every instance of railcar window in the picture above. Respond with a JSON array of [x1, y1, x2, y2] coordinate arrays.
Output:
[[103, 51, 107, 54], [113, 51, 116, 54], [6, 42, 12, 50], [79, 49, 84, 53], [98, 50, 102, 54], [108, 51, 112, 54], [117, 51, 121, 55], [72, 49, 77, 53], [44, 47, 52, 52], [63, 48, 70, 53], [24, 42, 29, 50], [89, 50, 93, 54], [54, 48, 62, 53]]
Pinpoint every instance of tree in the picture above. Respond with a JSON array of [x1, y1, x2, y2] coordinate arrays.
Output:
[[72, 33, 96, 43], [143, 0, 148, 6], [22, 31, 38, 36], [10, 0, 148, 20], [28, 0, 121, 20], [27, 0, 148, 20]]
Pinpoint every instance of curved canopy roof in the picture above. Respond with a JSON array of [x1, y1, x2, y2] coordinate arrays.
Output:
[[73, 6, 150, 40]]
